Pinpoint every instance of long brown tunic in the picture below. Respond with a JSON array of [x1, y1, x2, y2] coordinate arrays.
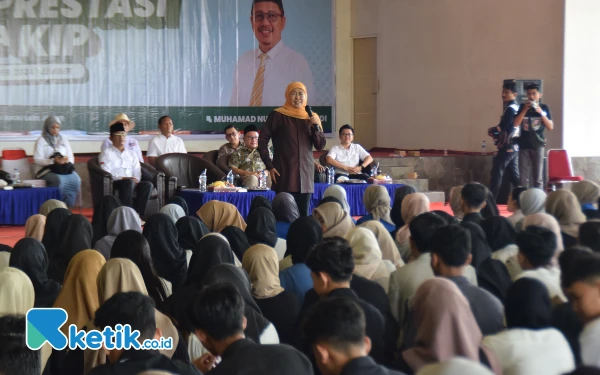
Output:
[[259, 111, 325, 194]]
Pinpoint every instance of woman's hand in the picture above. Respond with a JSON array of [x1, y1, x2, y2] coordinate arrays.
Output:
[[269, 168, 280, 184], [310, 113, 323, 131]]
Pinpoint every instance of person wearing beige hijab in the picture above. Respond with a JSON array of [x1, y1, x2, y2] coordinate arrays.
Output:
[[39, 199, 68, 216], [83, 258, 180, 374], [546, 189, 587, 248], [25, 214, 46, 241], [242, 244, 299, 345], [356, 185, 395, 232], [395, 193, 430, 262], [571, 180, 600, 219], [360, 220, 405, 269], [449, 186, 464, 220], [346, 227, 394, 293], [0, 267, 51, 374], [197, 200, 247, 232], [417, 358, 495, 375], [313, 202, 355, 238], [53, 250, 106, 336], [402, 278, 502, 375]]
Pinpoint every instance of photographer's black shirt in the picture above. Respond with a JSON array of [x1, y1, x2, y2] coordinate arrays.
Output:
[[518, 103, 552, 149]]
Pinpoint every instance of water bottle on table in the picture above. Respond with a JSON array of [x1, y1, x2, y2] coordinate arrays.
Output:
[[481, 140, 487, 155], [199, 169, 207, 192], [13, 168, 20, 185], [226, 170, 234, 186], [328, 166, 335, 184], [259, 170, 267, 189]]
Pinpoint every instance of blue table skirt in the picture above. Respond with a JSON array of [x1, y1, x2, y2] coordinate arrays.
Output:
[[0, 187, 61, 225], [311, 183, 405, 216], [179, 189, 276, 220]]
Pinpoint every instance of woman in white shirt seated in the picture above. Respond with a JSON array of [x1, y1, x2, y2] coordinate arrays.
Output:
[[483, 278, 575, 375], [33, 116, 81, 207]]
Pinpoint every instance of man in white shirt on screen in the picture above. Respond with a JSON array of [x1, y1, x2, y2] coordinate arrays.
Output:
[[101, 113, 144, 163], [99, 122, 153, 215], [229, 0, 315, 107], [326, 124, 374, 181], [147, 115, 187, 166]]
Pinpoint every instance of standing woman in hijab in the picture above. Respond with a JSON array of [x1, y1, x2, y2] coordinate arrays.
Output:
[[91, 195, 122, 247], [356, 185, 396, 232], [24, 214, 46, 242], [571, 180, 600, 219], [391, 186, 417, 234], [111, 230, 171, 304], [401, 278, 503, 375], [546, 190, 587, 248], [258, 82, 326, 217], [41, 207, 72, 259], [48, 214, 93, 283], [396, 193, 430, 262], [313, 202, 355, 238], [484, 278, 575, 375], [346, 227, 394, 292], [94, 206, 142, 260], [33, 116, 81, 207], [176, 216, 210, 266], [143, 213, 188, 291], [245, 207, 286, 259], [39, 199, 67, 216], [197, 200, 247, 232], [242, 244, 299, 345], [272, 192, 300, 239], [9, 238, 60, 308]]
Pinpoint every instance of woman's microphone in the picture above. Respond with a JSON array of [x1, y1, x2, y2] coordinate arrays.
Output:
[[305, 105, 320, 131]]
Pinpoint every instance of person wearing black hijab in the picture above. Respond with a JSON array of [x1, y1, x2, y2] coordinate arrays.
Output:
[[481, 190, 500, 219], [279, 217, 323, 306], [41, 207, 72, 259], [391, 186, 417, 231], [175, 216, 209, 265], [221, 226, 251, 260], [167, 196, 190, 215], [143, 213, 188, 290], [272, 192, 300, 239], [249, 196, 272, 215], [461, 221, 512, 301], [91, 195, 122, 247], [481, 216, 517, 251], [245, 207, 278, 247], [9, 238, 61, 307], [48, 214, 93, 283]]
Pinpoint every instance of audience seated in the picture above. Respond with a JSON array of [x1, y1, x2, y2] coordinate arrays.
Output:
[[506, 186, 527, 228], [99, 122, 153, 215], [514, 226, 567, 303], [313, 202, 355, 238], [0, 315, 41, 375], [323, 185, 352, 215], [91, 195, 122, 247], [325, 124, 373, 181], [94, 207, 143, 260], [519, 188, 547, 219], [303, 297, 404, 375], [41, 207, 72, 258], [24, 214, 46, 242], [460, 183, 489, 226], [187, 283, 310, 375], [39, 198, 68, 216], [356, 185, 396, 232], [147, 116, 188, 166], [562, 251, 600, 367], [429, 225, 504, 336], [197, 200, 247, 232], [176, 216, 210, 265], [360, 220, 404, 269], [579, 221, 600, 253], [245, 207, 286, 259], [481, 216, 519, 264], [416, 358, 495, 375], [571, 180, 600, 219], [160, 203, 186, 224], [390, 186, 417, 235], [448, 186, 464, 220], [395, 193, 431, 262], [346, 227, 394, 292], [48, 214, 93, 283], [229, 124, 273, 188], [546, 190, 586, 249], [220, 225, 251, 262], [272, 192, 300, 239], [483, 278, 575, 375]]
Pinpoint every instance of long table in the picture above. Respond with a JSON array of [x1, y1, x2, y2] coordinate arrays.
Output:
[[311, 183, 405, 216], [0, 187, 61, 225], [179, 189, 276, 220]]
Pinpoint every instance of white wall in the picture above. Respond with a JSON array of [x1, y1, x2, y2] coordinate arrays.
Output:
[[564, 0, 600, 157], [372, 0, 565, 152]]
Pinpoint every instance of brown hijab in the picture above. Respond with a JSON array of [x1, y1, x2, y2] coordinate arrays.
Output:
[[53, 250, 105, 335], [25, 214, 46, 241], [396, 193, 430, 244], [242, 244, 285, 299], [197, 200, 247, 232], [545, 190, 586, 238], [313, 202, 355, 238], [363, 185, 393, 224], [449, 187, 464, 220], [403, 278, 502, 374], [360, 220, 404, 268]]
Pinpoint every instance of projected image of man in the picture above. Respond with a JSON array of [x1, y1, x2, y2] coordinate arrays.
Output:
[[229, 0, 315, 107]]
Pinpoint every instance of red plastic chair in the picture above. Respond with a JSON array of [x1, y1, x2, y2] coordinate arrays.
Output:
[[547, 149, 583, 191]]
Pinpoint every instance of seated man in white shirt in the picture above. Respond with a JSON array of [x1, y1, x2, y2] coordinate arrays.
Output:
[[99, 122, 153, 215], [101, 113, 144, 163], [514, 226, 567, 303], [147, 115, 187, 166], [326, 124, 373, 181], [562, 251, 600, 367], [229, 125, 272, 188]]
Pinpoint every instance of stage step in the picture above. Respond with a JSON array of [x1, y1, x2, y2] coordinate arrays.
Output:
[[391, 179, 428, 192]]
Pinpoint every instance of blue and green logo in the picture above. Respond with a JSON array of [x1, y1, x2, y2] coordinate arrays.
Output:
[[26, 308, 69, 350]]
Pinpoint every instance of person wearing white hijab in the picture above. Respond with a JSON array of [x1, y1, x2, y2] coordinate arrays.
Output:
[[0, 251, 10, 269], [516, 188, 547, 230], [94, 207, 143, 260], [160, 204, 186, 224], [345, 227, 394, 293], [417, 358, 495, 375], [323, 184, 351, 214]]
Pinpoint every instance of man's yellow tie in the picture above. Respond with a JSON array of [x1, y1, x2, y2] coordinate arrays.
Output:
[[249, 53, 268, 106]]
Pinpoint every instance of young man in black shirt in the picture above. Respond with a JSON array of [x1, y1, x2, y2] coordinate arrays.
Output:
[[514, 83, 554, 189], [489, 81, 521, 199]]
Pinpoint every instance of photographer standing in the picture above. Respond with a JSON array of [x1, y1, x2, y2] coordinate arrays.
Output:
[[514, 84, 554, 189]]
